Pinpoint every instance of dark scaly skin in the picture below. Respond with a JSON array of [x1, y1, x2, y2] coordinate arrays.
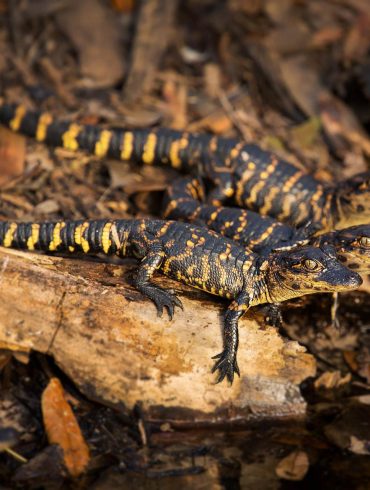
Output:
[[163, 176, 309, 255], [0, 218, 362, 383], [163, 177, 370, 272], [0, 102, 369, 231]]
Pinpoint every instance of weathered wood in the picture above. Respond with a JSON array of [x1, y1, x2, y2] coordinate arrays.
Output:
[[0, 247, 316, 422]]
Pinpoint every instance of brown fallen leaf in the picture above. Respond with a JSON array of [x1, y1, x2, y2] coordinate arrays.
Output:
[[111, 0, 135, 12], [162, 76, 188, 130], [343, 349, 370, 382], [41, 378, 90, 478], [314, 371, 351, 390], [343, 12, 370, 64], [319, 93, 370, 162], [349, 435, 370, 455], [275, 450, 309, 481], [310, 25, 343, 49], [0, 127, 25, 186], [55, 0, 125, 88]]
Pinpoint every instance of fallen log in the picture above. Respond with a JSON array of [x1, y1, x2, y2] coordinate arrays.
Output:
[[0, 247, 316, 423]]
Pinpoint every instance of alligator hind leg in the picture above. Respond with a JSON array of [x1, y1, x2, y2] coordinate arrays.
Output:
[[133, 242, 183, 319]]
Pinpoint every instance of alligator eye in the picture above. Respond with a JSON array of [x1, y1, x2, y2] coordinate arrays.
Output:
[[303, 259, 320, 271], [359, 236, 370, 247]]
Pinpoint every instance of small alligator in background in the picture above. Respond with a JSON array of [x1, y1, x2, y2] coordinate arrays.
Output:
[[0, 102, 369, 232], [163, 176, 370, 273]]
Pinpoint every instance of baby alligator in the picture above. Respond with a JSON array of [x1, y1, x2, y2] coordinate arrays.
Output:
[[0, 218, 362, 383], [0, 102, 369, 231], [163, 176, 370, 272]]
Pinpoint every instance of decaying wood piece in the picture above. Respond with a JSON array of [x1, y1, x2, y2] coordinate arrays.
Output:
[[0, 247, 316, 422]]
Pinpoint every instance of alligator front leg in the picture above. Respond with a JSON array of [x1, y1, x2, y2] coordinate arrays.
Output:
[[133, 242, 183, 319], [212, 292, 250, 384]]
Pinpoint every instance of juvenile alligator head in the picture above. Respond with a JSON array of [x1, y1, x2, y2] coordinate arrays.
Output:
[[259, 244, 362, 304], [320, 225, 370, 274], [334, 172, 370, 228]]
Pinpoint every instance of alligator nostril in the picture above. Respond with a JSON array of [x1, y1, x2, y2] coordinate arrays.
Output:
[[349, 272, 362, 288]]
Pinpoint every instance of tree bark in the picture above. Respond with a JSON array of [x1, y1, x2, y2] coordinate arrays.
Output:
[[0, 247, 316, 423]]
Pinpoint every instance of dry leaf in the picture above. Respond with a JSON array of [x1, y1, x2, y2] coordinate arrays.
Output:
[[162, 77, 188, 130], [310, 25, 343, 49], [0, 127, 25, 186], [41, 378, 90, 478], [33, 199, 60, 215], [275, 450, 309, 481], [56, 0, 125, 88], [319, 93, 370, 160], [349, 436, 370, 455], [356, 395, 370, 405], [111, 0, 135, 12], [343, 13, 370, 64], [204, 63, 222, 98], [314, 371, 351, 390], [343, 349, 370, 382]]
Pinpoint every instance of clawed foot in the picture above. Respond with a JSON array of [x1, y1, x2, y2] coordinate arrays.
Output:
[[145, 286, 183, 319], [266, 309, 283, 329], [211, 349, 240, 384]]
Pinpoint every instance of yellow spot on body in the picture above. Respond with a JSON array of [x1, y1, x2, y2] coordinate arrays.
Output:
[[230, 145, 242, 159], [35, 113, 53, 142], [191, 234, 198, 240], [224, 187, 234, 197], [74, 224, 83, 245], [69, 246, 75, 252], [310, 186, 325, 225], [9, 106, 26, 131], [159, 222, 170, 236], [121, 132, 134, 160], [282, 171, 303, 193], [2, 223, 17, 247], [210, 211, 218, 220], [80, 222, 90, 253], [49, 222, 65, 251], [142, 133, 157, 164], [186, 240, 195, 248], [62, 123, 82, 151], [163, 258, 172, 275], [27, 224, 40, 250], [248, 224, 276, 246], [101, 222, 113, 254], [259, 186, 280, 215], [74, 222, 90, 252], [120, 230, 129, 256], [248, 161, 256, 170], [94, 130, 112, 158], [245, 160, 278, 208], [169, 137, 189, 168]]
